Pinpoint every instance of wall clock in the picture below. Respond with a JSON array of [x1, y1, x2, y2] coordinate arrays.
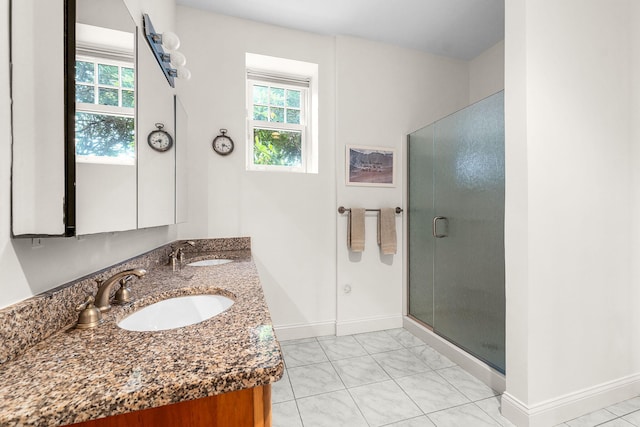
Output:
[[212, 129, 234, 156], [147, 123, 173, 152]]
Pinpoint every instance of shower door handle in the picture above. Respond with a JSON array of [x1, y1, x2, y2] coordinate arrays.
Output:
[[432, 216, 448, 238]]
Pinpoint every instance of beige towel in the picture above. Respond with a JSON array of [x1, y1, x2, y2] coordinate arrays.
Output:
[[347, 208, 365, 252], [378, 208, 397, 255]]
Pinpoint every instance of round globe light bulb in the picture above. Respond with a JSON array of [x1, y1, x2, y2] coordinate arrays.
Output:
[[176, 67, 191, 80], [161, 31, 180, 51], [169, 51, 187, 68]]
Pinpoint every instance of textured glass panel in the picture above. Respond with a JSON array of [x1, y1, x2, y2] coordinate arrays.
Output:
[[270, 107, 284, 123], [270, 87, 285, 106], [286, 109, 300, 124], [253, 105, 268, 121], [76, 61, 94, 83], [408, 124, 435, 327], [122, 90, 134, 108], [98, 64, 119, 86], [286, 90, 300, 108], [253, 128, 302, 167], [121, 67, 134, 88], [75, 84, 95, 103], [98, 88, 118, 106], [75, 112, 135, 158], [253, 85, 268, 104], [432, 91, 505, 373]]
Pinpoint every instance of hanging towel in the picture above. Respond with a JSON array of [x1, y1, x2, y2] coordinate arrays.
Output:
[[347, 208, 365, 252], [378, 208, 397, 255]]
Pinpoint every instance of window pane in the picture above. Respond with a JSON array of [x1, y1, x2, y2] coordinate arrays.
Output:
[[76, 61, 95, 83], [98, 88, 119, 106], [286, 109, 300, 124], [286, 90, 300, 108], [270, 107, 284, 123], [270, 87, 285, 106], [75, 112, 135, 158], [253, 85, 268, 105], [122, 90, 135, 108], [121, 67, 134, 88], [76, 84, 95, 103], [253, 128, 302, 167], [98, 64, 119, 86], [253, 105, 268, 121]]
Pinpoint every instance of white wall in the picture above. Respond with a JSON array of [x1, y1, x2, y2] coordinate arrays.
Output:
[[175, 8, 338, 339], [469, 40, 505, 104], [335, 36, 470, 334], [0, 0, 177, 309], [503, 0, 640, 425]]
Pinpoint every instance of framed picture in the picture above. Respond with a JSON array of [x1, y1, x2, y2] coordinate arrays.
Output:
[[346, 145, 396, 187]]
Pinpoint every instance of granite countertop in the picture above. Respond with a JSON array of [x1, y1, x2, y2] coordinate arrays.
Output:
[[0, 248, 284, 427]]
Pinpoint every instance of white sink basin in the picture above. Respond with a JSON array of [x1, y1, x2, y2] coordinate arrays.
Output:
[[118, 294, 234, 331], [187, 259, 233, 267]]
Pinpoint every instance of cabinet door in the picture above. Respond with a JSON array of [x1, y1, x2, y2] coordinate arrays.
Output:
[[137, 28, 175, 229], [11, 0, 72, 236]]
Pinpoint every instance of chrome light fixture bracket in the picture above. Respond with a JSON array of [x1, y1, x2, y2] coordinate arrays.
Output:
[[143, 13, 175, 87]]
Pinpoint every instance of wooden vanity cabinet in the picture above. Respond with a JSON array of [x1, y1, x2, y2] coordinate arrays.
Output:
[[70, 384, 271, 427]]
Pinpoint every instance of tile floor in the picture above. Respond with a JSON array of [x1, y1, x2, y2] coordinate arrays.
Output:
[[272, 328, 640, 427]]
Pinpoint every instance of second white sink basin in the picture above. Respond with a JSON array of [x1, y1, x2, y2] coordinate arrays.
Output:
[[187, 259, 233, 267], [118, 294, 234, 332]]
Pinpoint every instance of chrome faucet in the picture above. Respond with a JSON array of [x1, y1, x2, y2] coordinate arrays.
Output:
[[94, 268, 147, 312], [168, 241, 196, 271]]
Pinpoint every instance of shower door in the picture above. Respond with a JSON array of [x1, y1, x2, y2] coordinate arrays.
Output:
[[408, 91, 505, 373]]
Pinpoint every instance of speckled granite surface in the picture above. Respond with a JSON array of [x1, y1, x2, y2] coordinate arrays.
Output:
[[0, 237, 284, 427]]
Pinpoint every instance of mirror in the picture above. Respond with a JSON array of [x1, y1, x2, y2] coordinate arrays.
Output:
[[75, 0, 137, 235]]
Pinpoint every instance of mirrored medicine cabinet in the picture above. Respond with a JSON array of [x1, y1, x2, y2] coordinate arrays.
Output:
[[10, 0, 187, 237]]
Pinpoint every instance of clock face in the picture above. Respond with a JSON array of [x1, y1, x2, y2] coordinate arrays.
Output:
[[148, 130, 173, 152], [213, 135, 234, 155]]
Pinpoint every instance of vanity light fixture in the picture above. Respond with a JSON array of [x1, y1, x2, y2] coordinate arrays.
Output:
[[143, 14, 191, 87]]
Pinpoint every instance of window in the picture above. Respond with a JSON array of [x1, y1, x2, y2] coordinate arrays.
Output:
[[247, 73, 309, 171], [75, 55, 135, 164], [245, 53, 319, 173]]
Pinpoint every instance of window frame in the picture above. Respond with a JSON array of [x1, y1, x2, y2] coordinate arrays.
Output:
[[246, 73, 311, 173], [75, 54, 136, 165]]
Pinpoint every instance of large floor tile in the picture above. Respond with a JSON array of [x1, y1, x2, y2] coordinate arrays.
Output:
[[608, 398, 640, 417], [279, 337, 318, 347], [386, 416, 436, 426], [281, 341, 328, 368], [272, 400, 302, 427], [353, 331, 404, 354], [332, 355, 390, 388], [623, 410, 640, 426], [396, 371, 469, 413], [564, 409, 617, 427], [408, 344, 456, 370], [371, 348, 431, 378], [437, 366, 498, 401], [598, 419, 635, 426], [272, 369, 295, 403], [385, 328, 426, 348], [475, 396, 516, 427], [296, 389, 368, 427], [317, 335, 368, 360], [427, 402, 500, 426], [287, 362, 344, 398], [349, 380, 422, 426]]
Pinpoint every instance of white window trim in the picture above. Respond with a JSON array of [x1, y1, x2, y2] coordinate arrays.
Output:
[[245, 53, 319, 174], [75, 53, 135, 165], [247, 77, 309, 173]]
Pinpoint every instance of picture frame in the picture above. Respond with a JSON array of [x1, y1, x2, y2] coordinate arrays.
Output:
[[346, 145, 396, 187]]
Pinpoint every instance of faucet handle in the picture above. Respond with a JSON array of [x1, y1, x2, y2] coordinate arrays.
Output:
[[75, 295, 103, 329], [113, 278, 134, 305]]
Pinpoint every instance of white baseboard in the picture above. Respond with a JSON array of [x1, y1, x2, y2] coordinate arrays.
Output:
[[501, 374, 640, 427], [336, 314, 403, 336], [273, 321, 335, 341], [403, 316, 506, 393]]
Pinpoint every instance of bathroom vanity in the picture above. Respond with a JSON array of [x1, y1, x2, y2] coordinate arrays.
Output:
[[0, 238, 283, 427]]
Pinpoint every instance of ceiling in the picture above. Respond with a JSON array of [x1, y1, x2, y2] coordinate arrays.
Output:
[[176, 0, 505, 60]]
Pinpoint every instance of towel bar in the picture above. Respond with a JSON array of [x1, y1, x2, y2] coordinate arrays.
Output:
[[337, 206, 403, 214]]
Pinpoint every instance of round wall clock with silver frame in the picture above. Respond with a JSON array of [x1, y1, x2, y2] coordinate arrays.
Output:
[[147, 123, 173, 152]]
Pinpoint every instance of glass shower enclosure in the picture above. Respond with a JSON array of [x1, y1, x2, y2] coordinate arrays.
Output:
[[407, 91, 505, 373]]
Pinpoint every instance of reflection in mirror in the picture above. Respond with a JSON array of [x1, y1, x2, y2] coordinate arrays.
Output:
[[75, 0, 137, 234]]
